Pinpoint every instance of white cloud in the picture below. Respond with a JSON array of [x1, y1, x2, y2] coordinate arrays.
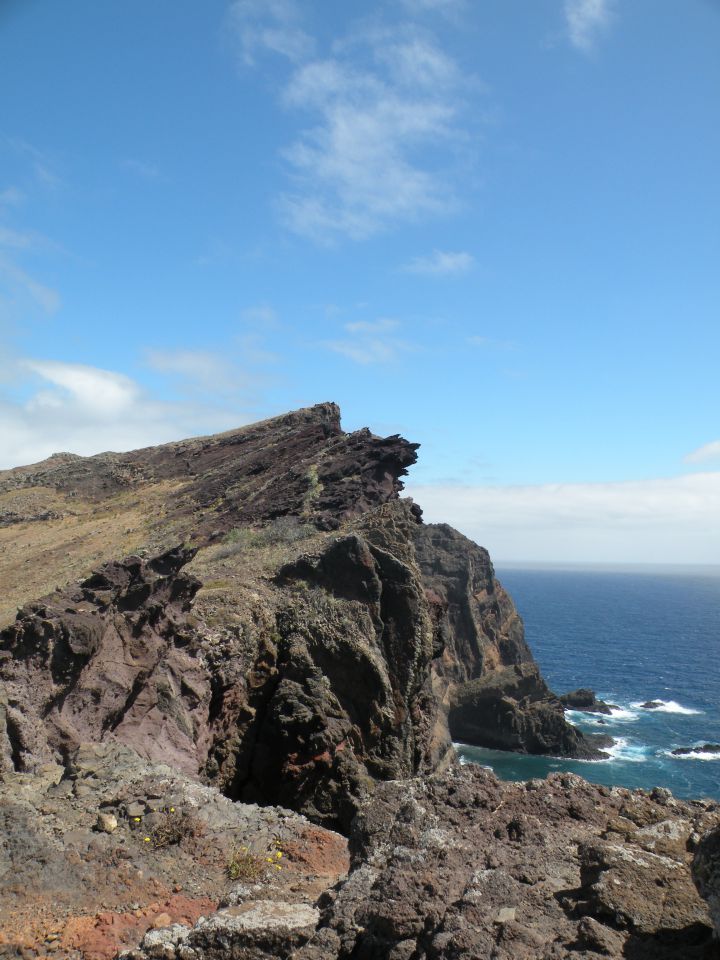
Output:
[[402, 249, 474, 275], [323, 317, 412, 364], [0, 225, 33, 249], [344, 318, 399, 334], [8, 137, 61, 188], [24, 361, 140, 416], [0, 359, 252, 470], [564, 0, 613, 52], [279, 48, 459, 240], [232, 6, 473, 242], [684, 440, 720, 464], [406, 472, 720, 564], [399, 0, 466, 14], [229, 0, 313, 65]]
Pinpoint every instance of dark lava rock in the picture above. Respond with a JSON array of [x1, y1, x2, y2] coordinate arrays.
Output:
[[0, 403, 419, 539], [640, 700, 664, 709], [412, 522, 599, 759], [672, 744, 720, 756], [293, 765, 719, 960], [560, 688, 616, 715]]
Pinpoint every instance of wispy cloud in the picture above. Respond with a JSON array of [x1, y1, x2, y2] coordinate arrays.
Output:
[[402, 249, 474, 275], [0, 256, 61, 314], [122, 158, 160, 179], [407, 472, 720, 564], [8, 137, 62, 188], [684, 440, 720, 465], [564, 0, 613, 52], [145, 349, 239, 394], [241, 304, 278, 327], [231, 6, 475, 241], [399, 0, 466, 12], [229, 0, 313, 65], [0, 225, 34, 250], [323, 317, 412, 364]]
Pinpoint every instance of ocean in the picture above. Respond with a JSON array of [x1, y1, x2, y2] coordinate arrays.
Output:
[[456, 566, 720, 801]]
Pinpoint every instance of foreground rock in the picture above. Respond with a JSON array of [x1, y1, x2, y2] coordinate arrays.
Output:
[[0, 743, 348, 958], [123, 765, 720, 960]]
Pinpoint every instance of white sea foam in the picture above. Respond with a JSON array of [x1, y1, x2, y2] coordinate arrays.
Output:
[[565, 705, 638, 723], [632, 699, 702, 716], [607, 706, 639, 721], [665, 747, 720, 762], [601, 737, 651, 764]]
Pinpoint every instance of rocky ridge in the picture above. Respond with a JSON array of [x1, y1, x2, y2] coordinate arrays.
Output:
[[0, 404, 718, 958]]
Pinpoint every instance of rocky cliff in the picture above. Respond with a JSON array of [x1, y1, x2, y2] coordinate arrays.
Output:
[[0, 404, 717, 959], [0, 405, 600, 831]]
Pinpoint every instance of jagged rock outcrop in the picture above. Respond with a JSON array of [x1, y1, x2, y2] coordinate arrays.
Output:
[[1, 407, 596, 837], [121, 765, 720, 960], [0, 402, 417, 540], [0, 548, 204, 777]]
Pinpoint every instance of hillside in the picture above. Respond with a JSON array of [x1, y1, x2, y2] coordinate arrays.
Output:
[[0, 404, 717, 959]]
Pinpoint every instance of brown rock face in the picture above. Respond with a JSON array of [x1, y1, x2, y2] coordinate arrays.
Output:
[[0, 547, 204, 776], [292, 766, 719, 960], [0, 406, 596, 834], [413, 522, 606, 758]]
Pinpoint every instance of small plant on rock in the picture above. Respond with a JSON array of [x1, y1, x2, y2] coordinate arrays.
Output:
[[226, 846, 267, 882], [145, 808, 203, 848]]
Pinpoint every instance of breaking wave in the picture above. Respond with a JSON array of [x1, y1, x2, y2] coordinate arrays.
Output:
[[632, 699, 702, 716]]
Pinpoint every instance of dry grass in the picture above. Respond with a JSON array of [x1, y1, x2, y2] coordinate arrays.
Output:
[[0, 480, 187, 628]]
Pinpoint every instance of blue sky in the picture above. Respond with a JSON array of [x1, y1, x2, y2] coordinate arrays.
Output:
[[1, 0, 719, 563]]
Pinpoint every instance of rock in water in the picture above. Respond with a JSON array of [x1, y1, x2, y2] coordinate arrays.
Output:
[[560, 688, 616, 715]]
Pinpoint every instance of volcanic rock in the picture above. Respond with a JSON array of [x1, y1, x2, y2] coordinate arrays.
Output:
[[1, 405, 720, 959], [1, 407, 596, 834], [560, 688, 616, 715]]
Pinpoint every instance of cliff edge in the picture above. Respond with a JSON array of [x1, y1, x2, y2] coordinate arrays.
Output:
[[1, 404, 599, 831]]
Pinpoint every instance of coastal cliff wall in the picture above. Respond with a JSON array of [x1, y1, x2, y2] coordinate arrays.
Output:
[[0, 404, 598, 832]]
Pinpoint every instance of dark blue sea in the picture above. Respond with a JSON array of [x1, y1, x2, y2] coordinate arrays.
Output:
[[456, 567, 720, 801]]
